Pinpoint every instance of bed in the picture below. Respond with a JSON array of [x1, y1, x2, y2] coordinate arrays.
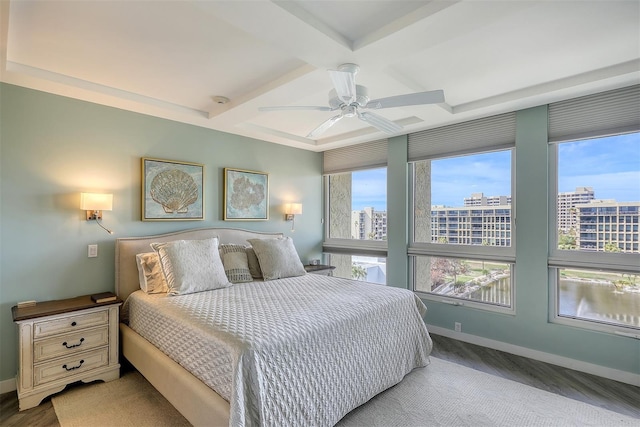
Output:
[[116, 227, 432, 427]]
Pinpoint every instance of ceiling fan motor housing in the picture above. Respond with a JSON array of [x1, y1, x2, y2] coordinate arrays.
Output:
[[328, 85, 370, 109]]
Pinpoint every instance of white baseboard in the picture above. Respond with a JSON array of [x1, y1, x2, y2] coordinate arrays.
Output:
[[1, 377, 16, 394], [427, 324, 640, 387]]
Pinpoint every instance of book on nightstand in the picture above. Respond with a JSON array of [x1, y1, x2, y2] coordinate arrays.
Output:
[[91, 292, 118, 303]]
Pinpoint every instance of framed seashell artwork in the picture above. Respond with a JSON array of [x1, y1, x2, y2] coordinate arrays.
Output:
[[223, 168, 269, 221], [142, 157, 204, 221]]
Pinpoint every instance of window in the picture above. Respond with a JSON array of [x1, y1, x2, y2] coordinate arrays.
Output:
[[323, 139, 389, 284], [407, 113, 516, 310], [327, 254, 387, 285], [556, 267, 638, 329], [551, 133, 640, 331], [327, 168, 387, 241], [413, 151, 512, 248], [413, 256, 512, 307], [410, 150, 515, 309]]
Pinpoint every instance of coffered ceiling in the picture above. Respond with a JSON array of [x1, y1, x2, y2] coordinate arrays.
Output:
[[2, 1, 638, 151]]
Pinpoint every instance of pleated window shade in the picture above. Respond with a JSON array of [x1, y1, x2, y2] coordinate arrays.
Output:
[[548, 85, 640, 143], [408, 113, 516, 162], [323, 139, 388, 174]]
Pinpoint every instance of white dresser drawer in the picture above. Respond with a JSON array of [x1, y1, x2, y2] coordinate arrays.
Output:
[[34, 327, 109, 363], [34, 347, 109, 386], [34, 310, 108, 339]]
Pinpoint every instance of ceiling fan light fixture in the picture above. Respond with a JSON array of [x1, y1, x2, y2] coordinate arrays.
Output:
[[328, 85, 369, 109]]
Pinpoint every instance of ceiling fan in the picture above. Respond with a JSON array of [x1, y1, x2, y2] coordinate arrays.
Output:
[[259, 63, 445, 139]]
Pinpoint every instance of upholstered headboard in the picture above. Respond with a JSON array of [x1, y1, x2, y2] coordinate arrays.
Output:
[[115, 227, 284, 301]]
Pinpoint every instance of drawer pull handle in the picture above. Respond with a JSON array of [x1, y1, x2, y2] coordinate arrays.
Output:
[[71, 321, 77, 327], [62, 338, 85, 349], [62, 360, 84, 371]]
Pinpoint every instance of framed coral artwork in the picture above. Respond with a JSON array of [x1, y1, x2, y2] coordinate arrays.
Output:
[[223, 167, 269, 220], [141, 157, 204, 221]]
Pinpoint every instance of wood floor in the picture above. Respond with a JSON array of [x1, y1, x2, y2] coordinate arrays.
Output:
[[2, 333, 638, 426], [428, 334, 640, 419]]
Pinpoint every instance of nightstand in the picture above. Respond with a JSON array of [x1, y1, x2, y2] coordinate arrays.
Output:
[[304, 264, 336, 276], [12, 294, 122, 411]]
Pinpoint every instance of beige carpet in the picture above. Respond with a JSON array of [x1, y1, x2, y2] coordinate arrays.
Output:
[[53, 358, 638, 427], [52, 370, 190, 427]]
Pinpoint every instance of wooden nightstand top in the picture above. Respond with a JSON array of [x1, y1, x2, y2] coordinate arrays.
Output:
[[304, 264, 336, 273], [12, 294, 123, 322]]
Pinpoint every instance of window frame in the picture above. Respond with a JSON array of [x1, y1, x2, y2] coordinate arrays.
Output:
[[408, 147, 517, 312], [548, 135, 640, 334]]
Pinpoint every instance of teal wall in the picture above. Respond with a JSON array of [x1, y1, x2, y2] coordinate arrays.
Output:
[[408, 106, 639, 376], [0, 83, 323, 382], [386, 135, 408, 289]]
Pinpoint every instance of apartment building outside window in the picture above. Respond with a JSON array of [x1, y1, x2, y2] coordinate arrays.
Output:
[[548, 86, 640, 333], [411, 151, 514, 309]]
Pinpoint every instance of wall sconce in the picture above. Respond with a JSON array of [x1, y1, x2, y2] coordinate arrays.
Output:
[[80, 192, 114, 234], [285, 203, 302, 231]]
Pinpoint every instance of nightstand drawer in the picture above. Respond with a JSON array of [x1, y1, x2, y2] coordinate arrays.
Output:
[[34, 310, 108, 338], [34, 347, 109, 386], [34, 327, 109, 362]]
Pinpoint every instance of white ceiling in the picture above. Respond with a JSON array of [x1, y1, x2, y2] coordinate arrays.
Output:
[[2, 1, 639, 152]]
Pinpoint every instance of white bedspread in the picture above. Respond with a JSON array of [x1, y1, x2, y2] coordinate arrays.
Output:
[[125, 274, 432, 427]]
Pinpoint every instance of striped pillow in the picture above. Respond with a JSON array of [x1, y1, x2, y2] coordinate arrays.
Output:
[[220, 244, 253, 283]]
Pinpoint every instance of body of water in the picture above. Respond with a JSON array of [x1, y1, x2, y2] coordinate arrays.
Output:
[[559, 280, 640, 328]]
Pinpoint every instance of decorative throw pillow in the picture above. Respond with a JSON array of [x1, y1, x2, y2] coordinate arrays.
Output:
[[135, 252, 169, 294], [245, 246, 263, 279], [220, 244, 253, 283], [246, 237, 306, 280], [150, 237, 231, 295]]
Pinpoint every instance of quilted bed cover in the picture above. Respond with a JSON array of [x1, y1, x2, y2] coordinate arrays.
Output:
[[125, 274, 432, 427]]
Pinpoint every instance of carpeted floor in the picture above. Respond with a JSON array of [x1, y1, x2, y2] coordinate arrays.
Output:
[[52, 357, 638, 427]]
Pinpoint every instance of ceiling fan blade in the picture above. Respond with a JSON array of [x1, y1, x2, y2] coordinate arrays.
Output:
[[365, 90, 445, 109], [259, 106, 333, 112], [328, 70, 356, 105], [306, 114, 344, 139], [358, 111, 403, 134]]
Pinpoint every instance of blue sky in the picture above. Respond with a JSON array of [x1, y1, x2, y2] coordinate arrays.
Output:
[[352, 133, 639, 210]]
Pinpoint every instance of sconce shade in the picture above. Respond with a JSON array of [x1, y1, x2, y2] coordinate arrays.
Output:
[[286, 203, 302, 215], [80, 193, 113, 211]]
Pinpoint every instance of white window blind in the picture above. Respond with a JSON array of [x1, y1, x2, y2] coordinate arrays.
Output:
[[408, 113, 516, 162], [323, 139, 388, 174], [548, 84, 640, 143]]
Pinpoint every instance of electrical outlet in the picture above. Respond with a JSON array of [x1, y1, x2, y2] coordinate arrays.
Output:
[[454, 322, 462, 332], [88, 244, 98, 258]]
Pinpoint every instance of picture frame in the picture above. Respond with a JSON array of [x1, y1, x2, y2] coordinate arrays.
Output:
[[141, 157, 204, 221], [223, 167, 269, 221]]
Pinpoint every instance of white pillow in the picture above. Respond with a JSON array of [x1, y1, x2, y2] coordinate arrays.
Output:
[[135, 252, 169, 294], [220, 244, 253, 283], [151, 237, 231, 295], [246, 237, 306, 280]]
